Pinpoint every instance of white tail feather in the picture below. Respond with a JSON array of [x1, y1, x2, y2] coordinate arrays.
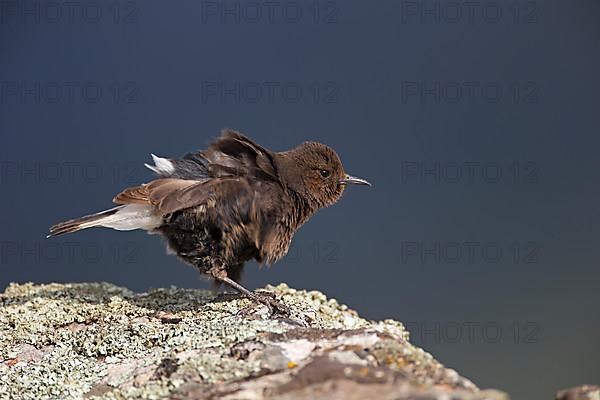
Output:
[[97, 204, 161, 231], [144, 153, 175, 175], [49, 205, 162, 237]]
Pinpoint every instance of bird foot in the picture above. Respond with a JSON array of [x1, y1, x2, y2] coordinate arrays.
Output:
[[236, 291, 290, 318], [234, 292, 309, 327]]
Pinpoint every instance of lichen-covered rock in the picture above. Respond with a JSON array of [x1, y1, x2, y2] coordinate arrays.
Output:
[[556, 385, 600, 400], [0, 282, 509, 400]]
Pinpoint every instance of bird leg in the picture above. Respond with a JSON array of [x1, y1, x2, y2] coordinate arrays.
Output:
[[211, 270, 289, 316]]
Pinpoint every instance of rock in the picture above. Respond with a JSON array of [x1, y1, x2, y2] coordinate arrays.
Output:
[[556, 385, 600, 400], [0, 281, 510, 399]]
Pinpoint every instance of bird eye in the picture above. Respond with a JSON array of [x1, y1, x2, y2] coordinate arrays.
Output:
[[319, 169, 330, 178]]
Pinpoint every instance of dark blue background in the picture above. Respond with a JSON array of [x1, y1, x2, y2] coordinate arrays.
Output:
[[1, 1, 599, 399]]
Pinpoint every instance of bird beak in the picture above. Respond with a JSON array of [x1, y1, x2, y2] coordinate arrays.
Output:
[[340, 174, 371, 186]]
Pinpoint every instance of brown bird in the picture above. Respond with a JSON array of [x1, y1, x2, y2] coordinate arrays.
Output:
[[48, 129, 370, 313]]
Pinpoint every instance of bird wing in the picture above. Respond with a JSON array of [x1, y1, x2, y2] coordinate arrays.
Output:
[[203, 129, 278, 179], [113, 177, 257, 216], [115, 177, 289, 264], [144, 129, 278, 181]]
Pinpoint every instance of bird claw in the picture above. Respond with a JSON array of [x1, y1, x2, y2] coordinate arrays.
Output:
[[256, 292, 291, 316], [268, 299, 291, 317], [235, 291, 291, 319]]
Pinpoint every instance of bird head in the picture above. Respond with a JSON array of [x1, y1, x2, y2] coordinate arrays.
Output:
[[278, 142, 370, 209]]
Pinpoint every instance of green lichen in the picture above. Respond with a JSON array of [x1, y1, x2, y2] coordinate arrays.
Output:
[[0, 282, 371, 400]]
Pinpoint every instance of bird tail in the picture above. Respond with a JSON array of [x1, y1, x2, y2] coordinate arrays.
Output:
[[48, 205, 161, 237]]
